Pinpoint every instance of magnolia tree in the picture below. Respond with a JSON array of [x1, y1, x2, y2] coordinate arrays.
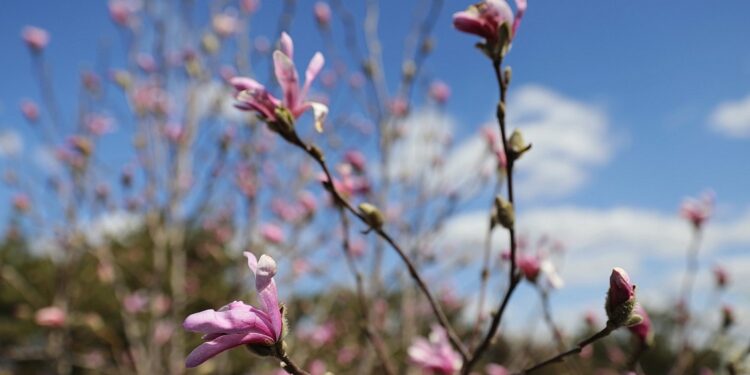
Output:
[[1, 1, 746, 374]]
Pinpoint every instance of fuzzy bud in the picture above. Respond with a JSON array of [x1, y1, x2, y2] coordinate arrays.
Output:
[[358, 202, 384, 230], [493, 196, 514, 229]]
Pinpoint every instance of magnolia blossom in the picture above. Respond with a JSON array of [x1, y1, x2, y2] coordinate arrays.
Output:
[[261, 223, 285, 244], [486, 364, 510, 375], [517, 254, 541, 282], [429, 80, 451, 104], [35, 306, 66, 327], [680, 191, 714, 229], [22, 26, 50, 51], [183, 253, 283, 368], [232, 32, 328, 132], [627, 304, 652, 345], [20, 100, 39, 122], [713, 265, 729, 288], [452, 0, 527, 44], [314, 2, 332, 27], [407, 325, 462, 374]]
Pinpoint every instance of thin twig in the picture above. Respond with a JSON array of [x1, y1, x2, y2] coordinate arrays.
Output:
[[517, 324, 614, 374]]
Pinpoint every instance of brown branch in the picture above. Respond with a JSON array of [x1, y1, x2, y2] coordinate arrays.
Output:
[[517, 324, 614, 374]]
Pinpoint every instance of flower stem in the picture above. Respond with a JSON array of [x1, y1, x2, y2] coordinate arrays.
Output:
[[462, 57, 519, 375], [518, 325, 614, 374]]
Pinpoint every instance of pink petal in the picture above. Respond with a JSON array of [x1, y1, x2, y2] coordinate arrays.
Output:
[[182, 302, 274, 337], [273, 50, 299, 110], [185, 332, 275, 368], [279, 32, 294, 60], [230, 77, 264, 92], [299, 52, 325, 106]]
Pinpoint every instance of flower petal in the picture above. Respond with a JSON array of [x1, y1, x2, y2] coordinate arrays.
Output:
[[182, 301, 274, 337], [273, 50, 299, 109], [230, 77, 263, 93], [185, 332, 275, 368], [310, 102, 328, 133], [279, 32, 294, 60], [299, 52, 325, 105], [244, 252, 283, 339]]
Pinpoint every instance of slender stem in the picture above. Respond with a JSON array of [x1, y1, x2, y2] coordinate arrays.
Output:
[[462, 58, 519, 374], [517, 325, 614, 374], [277, 353, 310, 375], [290, 139, 469, 361], [337, 207, 397, 375]]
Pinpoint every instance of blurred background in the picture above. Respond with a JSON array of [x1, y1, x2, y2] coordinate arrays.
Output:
[[0, 0, 749, 374]]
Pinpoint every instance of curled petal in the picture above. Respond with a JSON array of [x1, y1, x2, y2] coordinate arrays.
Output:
[[182, 302, 273, 337], [185, 332, 275, 368], [244, 252, 283, 339], [310, 102, 328, 133], [230, 77, 264, 92]]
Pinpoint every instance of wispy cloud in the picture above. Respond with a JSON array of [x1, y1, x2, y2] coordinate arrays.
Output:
[[709, 94, 750, 138]]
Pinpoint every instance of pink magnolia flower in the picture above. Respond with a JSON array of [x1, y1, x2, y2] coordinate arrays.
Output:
[[344, 150, 367, 172], [627, 304, 652, 345], [232, 32, 328, 132], [408, 325, 462, 374], [12, 194, 31, 213], [212, 12, 238, 38], [261, 223, 285, 244], [35, 306, 66, 327], [22, 26, 50, 52], [20, 100, 39, 122], [680, 191, 714, 229], [183, 252, 283, 368], [713, 265, 729, 288], [517, 254, 541, 282], [452, 0, 526, 44], [314, 2, 332, 27], [109, 0, 141, 26], [85, 114, 115, 136], [486, 363, 509, 375], [429, 80, 451, 104]]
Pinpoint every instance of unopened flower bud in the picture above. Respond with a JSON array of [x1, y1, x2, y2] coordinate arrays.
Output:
[[605, 267, 637, 327], [721, 305, 735, 330], [509, 129, 531, 159], [402, 60, 416, 82], [493, 196, 514, 229], [358, 202, 384, 230]]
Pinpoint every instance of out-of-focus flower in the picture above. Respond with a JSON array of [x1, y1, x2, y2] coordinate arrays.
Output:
[[407, 325, 462, 374], [35, 306, 66, 327], [12, 193, 31, 213], [721, 304, 735, 330], [153, 320, 175, 345], [22, 26, 50, 52], [389, 97, 409, 117], [680, 191, 714, 229], [109, 0, 141, 26], [452, 0, 526, 58], [605, 267, 637, 327], [20, 100, 39, 122], [241, 0, 259, 14], [540, 259, 564, 289], [713, 265, 729, 289], [212, 12, 238, 38], [232, 32, 328, 132], [136, 53, 157, 73], [627, 304, 653, 346], [486, 363, 509, 375], [123, 291, 149, 314], [517, 254, 540, 282], [429, 80, 451, 104], [183, 253, 283, 368], [344, 150, 367, 172], [314, 2, 332, 27], [261, 223, 285, 244], [85, 114, 115, 136]]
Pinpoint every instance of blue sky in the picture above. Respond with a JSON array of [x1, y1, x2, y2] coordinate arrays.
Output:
[[1, 0, 749, 337]]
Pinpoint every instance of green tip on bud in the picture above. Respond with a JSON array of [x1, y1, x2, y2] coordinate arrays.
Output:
[[358, 202, 385, 230], [509, 129, 531, 159], [493, 196, 515, 229]]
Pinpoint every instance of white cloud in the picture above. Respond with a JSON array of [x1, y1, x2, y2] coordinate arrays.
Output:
[[386, 85, 616, 201], [508, 85, 615, 199], [0, 130, 23, 158], [709, 94, 750, 138]]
